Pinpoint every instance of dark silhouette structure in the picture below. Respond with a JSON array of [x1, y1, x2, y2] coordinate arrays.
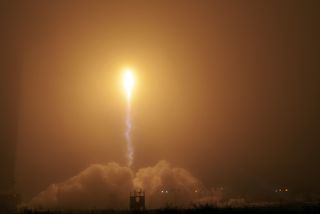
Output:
[[130, 190, 145, 211]]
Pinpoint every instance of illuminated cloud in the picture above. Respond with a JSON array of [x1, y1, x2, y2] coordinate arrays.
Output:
[[29, 162, 134, 210], [28, 161, 203, 210], [133, 160, 203, 208]]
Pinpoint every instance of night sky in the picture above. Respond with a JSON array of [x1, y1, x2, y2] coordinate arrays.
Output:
[[1, 1, 319, 203]]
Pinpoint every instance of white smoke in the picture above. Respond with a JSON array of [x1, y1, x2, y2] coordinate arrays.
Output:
[[134, 160, 203, 208], [125, 101, 133, 167], [28, 161, 203, 210], [29, 162, 133, 210]]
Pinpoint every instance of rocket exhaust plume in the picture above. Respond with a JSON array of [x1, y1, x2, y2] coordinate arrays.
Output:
[[123, 69, 134, 167]]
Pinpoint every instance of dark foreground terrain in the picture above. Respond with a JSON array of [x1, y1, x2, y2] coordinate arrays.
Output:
[[17, 204, 320, 214]]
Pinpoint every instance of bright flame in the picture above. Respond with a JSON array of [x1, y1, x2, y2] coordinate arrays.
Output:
[[123, 69, 134, 99]]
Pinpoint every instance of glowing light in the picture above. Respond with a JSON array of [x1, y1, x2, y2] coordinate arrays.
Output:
[[122, 68, 135, 167], [123, 69, 134, 99]]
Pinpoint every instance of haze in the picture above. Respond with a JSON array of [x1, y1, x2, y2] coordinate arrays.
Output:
[[1, 0, 319, 204]]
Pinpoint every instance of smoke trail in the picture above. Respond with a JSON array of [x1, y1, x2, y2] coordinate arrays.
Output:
[[125, 98, 133, 167], [123, 69, 134, 167]]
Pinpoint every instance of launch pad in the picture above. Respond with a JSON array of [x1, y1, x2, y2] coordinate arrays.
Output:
[[130, 190, 145, 211]]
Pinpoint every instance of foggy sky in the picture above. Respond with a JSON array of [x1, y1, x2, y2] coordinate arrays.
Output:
[[1, 0, 319, 202]]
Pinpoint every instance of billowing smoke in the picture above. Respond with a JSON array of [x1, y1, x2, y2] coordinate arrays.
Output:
[[28, 161, 203, 210], [29, 163, 134, 210], [134, 160, 203, 208]]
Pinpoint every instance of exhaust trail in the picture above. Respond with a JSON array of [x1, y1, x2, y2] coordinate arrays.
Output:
[[123, 69, 134, 167], [125, 98, 133, 167]]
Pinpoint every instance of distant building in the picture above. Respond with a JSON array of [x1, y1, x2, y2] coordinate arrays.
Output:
[[130, 190, 145, 210]]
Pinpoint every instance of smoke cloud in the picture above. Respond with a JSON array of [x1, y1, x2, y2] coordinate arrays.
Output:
[[134, 160, 203, 208], [28, 161, 203, 210], [29, 163, 134, 210]]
